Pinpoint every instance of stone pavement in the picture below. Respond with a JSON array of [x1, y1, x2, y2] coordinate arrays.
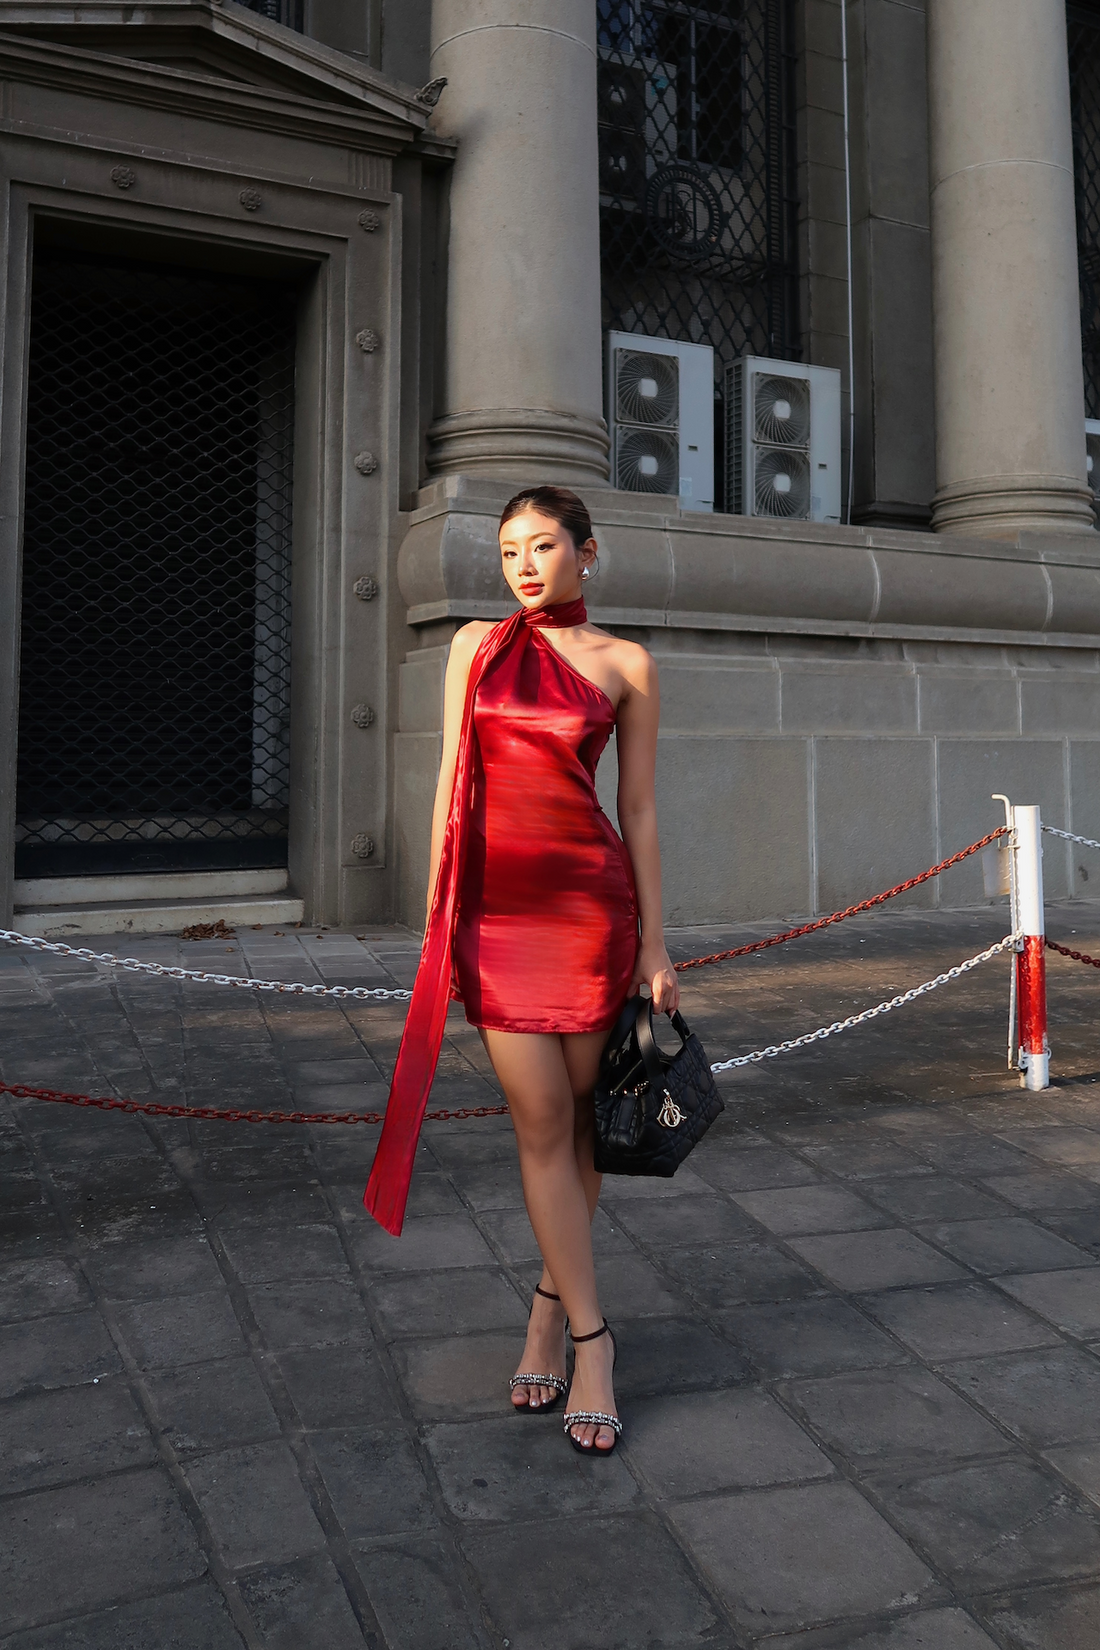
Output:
[[6, 904, 1100, 1647]]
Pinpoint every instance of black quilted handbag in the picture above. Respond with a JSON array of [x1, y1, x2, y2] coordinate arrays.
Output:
[[593, 996, 724, 1177]]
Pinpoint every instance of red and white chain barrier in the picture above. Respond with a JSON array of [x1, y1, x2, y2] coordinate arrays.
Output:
[[0, 825, 1033, 1120]]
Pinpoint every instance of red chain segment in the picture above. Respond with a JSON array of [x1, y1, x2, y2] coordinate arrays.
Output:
[[0, 1080, 509, 1126], [674, 828, 1009, 972], [1046, 938, 1100, 970]]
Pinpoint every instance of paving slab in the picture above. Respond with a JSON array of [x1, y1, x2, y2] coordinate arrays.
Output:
[[6, 907, 1100, 1644]]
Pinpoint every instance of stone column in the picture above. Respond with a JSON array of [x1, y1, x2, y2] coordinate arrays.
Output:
[[927, 0, 1093, 536], [425, 0, 609, 482]]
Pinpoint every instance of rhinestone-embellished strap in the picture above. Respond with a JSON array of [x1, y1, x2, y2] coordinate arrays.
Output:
[[510, 1373, 567, 1394], [563, 1410, 622, 1435]]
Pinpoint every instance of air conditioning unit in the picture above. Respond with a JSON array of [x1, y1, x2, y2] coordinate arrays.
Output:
[[607, 330, 714, 511], [1086, 418, 1100, 523], [725, 356, 842, 523]]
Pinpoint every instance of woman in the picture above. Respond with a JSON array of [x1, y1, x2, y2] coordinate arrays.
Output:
[[365, 485, 679, 1455]]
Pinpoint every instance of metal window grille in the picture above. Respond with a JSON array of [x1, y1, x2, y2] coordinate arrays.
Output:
[[16, 254, 296, 881], [1069, 3, 1100, 418], [238, 0, 304, 29], [597, 0, 799, 507]]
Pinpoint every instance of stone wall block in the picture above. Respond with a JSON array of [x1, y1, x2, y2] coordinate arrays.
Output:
[[1068, 743, 1100, 897], [917, 674, 1019, 735], [871, 547, 1050, 632], [862, 220, 934, 511], [592, 520, 674, 613], [864, 0, 931, 227], [1044, 561, 1100, 635], [398, 510, 503, 612], [395, 732, 443, 926], [668, 528, 876, 625], [655, 737, 812, 926], [657, 665, 780, 734], [398, 652, 447, 735], [1021, 677, 1100, 736], [935, 738, 1069, 903], [813, 738, 937, 910], [781, 665, 918, 733]]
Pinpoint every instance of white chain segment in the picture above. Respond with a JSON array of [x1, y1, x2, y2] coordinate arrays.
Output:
[[1042, 825, 1100, 853], [1, 929, 1019, 1067], [708, 934, 1020, 1072], [0, 930, 413, 1000]]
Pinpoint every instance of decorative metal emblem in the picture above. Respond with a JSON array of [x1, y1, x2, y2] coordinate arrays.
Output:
[[358, 210, 381, 233], [355, 328, 380, 354], [239, 188, 263, 213], [353, 451, 378, 475], [645, 164, 724, 262], [657, 1091, 685, 1129], [110, 166, 137, 190], [350, 833, 375, 859], [352, 576, 378, 601], [350, 703, 375, 728]]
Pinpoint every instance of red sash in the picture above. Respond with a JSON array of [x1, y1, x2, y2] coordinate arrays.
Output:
[[363, 597, 588, 1234]]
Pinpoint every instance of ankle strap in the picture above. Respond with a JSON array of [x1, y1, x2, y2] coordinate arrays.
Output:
[[570, 1319, 609, 1344], [534, 1285, 561, 1303]]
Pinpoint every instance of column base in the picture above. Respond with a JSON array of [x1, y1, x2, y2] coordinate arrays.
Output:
[[426, 407, 610, 484], [931, 474, 1096, 538]]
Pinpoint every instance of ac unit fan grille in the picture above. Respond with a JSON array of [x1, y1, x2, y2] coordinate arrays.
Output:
[[753, 446, 811, 519], [753, 374, 811, 448], [615, 426, 679, 494], [614, 349, 679, 428]]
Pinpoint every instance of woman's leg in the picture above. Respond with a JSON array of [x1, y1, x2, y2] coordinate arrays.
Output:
[[484, 1028, 617, 1448]]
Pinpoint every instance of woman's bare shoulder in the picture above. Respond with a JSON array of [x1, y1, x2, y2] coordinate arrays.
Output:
[[449, 620, 496, 657], [603, 632, 657, 690]]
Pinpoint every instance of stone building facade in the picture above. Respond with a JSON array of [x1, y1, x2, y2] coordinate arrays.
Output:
[[2, 0, 1100, 936]]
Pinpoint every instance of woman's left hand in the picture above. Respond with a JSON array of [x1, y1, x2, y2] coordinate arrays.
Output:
[[632, 938, 680, 1015]]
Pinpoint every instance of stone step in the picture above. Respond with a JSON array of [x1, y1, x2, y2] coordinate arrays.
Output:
[[11, 893, 304, 940]]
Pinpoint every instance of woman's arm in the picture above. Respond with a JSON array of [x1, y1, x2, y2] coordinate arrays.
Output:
[[424, 623, 491, 928], [613, 647, 680, 1014]]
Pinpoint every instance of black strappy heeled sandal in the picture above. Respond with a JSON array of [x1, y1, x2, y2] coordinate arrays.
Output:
[[564, 1320, 622, 1455], [509, 1285, 568, 1413]]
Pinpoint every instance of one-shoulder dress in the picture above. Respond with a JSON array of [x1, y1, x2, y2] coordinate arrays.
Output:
[[364, 601, 638, 1234], [453, 625, 638, 1032]]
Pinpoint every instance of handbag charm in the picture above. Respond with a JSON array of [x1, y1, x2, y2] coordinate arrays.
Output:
[[657, 1091, 685, 1129], [593, 997, 724, 1177]]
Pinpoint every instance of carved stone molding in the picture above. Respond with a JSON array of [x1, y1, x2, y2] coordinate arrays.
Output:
[[355, 328, 380, 353], [358, 210, 381, 232], [110, 166, 137, 190], [239, 187, 262, 212], [353, 451, 378, 476], [350, 703, 375, 728], [353, 576, 379, 601], [350, 833, 375, 859]]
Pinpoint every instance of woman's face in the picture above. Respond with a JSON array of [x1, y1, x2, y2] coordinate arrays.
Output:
[[499, 510, 596, 609]]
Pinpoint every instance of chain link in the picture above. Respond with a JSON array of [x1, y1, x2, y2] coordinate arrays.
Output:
[[708, 934, 1019, 1072], [675, 829, 1008, 972], [0, 1079, 507, 1127], [0, 930, 412, 1000], [1042, 826, 1100, 853], [1046, 937, 1100, 969]]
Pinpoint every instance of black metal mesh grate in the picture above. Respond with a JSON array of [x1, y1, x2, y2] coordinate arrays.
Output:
[[1069, 3, 1100, 421], [237, 0, 304, 30], [597, 0, 798, 506], [16, 254, 296, 880]]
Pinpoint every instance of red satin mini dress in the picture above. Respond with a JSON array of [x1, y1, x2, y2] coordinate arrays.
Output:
[[453, 628, 638, 1033]]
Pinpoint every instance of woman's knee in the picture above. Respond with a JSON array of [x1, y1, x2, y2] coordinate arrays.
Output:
[[510, 1092, 575, 1160]]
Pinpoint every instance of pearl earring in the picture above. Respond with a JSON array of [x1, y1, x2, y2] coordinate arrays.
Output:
[[581, 566, 590, 580]]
